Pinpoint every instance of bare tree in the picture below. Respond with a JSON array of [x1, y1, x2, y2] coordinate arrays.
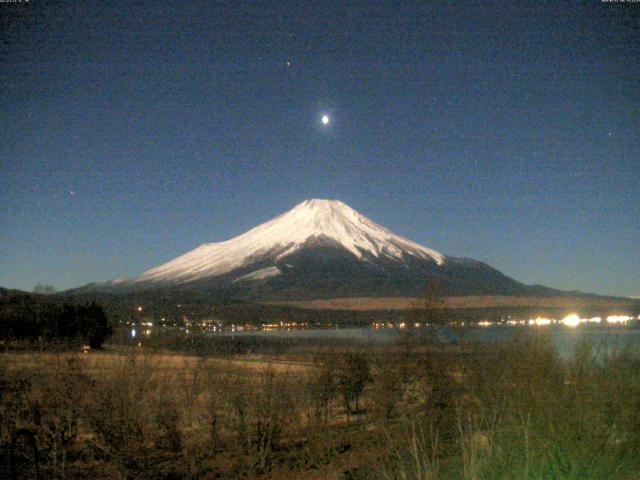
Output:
[[410, 281, 447, 327], [371, 353, 412, 421], [306, 358, 336, 428], [213, 368, 299, 473], [336, 352, 372, 417]]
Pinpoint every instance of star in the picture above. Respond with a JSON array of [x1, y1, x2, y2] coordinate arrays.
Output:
[[321, 115, 330, 125]]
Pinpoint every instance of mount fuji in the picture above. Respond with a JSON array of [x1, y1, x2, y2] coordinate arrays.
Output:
[[84, 199, 554, 300]]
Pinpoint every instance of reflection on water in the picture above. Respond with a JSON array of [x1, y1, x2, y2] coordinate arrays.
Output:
[[222, 318, 640, 358]]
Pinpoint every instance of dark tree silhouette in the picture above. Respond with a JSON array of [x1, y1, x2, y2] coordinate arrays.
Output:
[[336, 352, 372, 415], [0, 295, 112, 348], [409, 280, 448, 331]]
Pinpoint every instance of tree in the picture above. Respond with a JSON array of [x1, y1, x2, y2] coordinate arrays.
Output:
[[307, 359, 337, 427], [82, 303, 112, 348], [336, 352, 372, 416], [32, 283, 56, 295], [371, 352, 413, 421], [410, 281, 446, 327], [59, 302, 112, 348], [0, 296, 111, 348]]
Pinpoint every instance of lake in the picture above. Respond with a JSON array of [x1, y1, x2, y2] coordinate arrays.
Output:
[[221, 320, 640, 358]]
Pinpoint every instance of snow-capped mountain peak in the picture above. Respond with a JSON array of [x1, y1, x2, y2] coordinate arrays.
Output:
[[133, 199, 445, 285]]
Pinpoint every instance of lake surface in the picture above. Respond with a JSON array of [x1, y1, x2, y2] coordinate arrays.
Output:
[[222, 322, 640, 358]]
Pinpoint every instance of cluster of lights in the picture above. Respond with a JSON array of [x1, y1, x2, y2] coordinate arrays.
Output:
[[199, 320, 223, 333], [262, 321, 308, 331], [372, 322, 397, 329], [475, 314, 638, 328], [529, 317, 553, 326], [372, 322, 430, 329], [123, 310, 637, 338], [607, 315, 634, 324], [560, 314, 582, 327], [554, 314, 634, 327]]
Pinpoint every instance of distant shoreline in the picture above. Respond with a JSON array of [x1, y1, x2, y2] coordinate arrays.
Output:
[[267, 295, 640, 311]]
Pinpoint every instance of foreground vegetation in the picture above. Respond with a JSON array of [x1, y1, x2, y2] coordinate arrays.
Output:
[[2, 328, 640, 479]]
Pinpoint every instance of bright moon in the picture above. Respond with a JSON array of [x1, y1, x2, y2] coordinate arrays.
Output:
[[321, 115, 330, 125]]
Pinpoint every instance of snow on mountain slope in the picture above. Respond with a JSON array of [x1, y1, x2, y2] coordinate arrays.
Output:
[[133, 199, 445, 285], [232, 266, 282, 283]]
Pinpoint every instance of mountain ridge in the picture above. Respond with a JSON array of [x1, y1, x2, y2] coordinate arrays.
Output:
[[74, 199, 596, 301], [131, 199, 445, 287]]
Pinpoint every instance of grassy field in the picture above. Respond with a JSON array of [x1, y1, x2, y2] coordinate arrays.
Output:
[[267, 294, 640, 311], [4, 350, 314, 375], [2, 330, 640, 479]]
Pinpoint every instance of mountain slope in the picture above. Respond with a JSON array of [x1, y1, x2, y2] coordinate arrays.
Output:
[[133, 199, 445, 286], [84, 199, 552, 300]]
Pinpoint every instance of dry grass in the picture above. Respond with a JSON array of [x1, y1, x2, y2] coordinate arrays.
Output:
[[266, 295, 639, 311], [3, 332, 640, 479], [2, 349, 314, 376], [1, 349, 318, 479]]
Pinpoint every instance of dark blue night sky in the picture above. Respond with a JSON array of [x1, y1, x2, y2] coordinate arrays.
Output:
[[1, 0, 638, 296]]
